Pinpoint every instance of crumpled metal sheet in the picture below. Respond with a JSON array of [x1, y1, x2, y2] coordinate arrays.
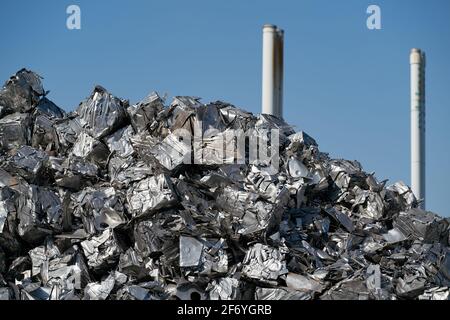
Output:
[[16, 184, 62, 244], [285, 272, 324, 294], [206, 277, 240, 300], [116, 280, 168, 300], [435, 249, 450, 287], [1, 68, 449, 300], [71, 132, 110, 166], [0, 69, 44, 114], [84, 272, 117, 300], [104, 125, 135, 158], [133, 216, 178, 260], [81, 228, 123, 272], [127, 91, 164, 132], [395, 273, 427, 299], [287, 131, 318, 147], [320, 274, 371, 300], [149, 132, 191, 171], [0, 287, 12, 300], [418, 287, 449, 300], [0, 197, 9, 233], [0, 186, 22, 257], [34, 97, 65, 119], [324, 206, 355, 233], [15, 242, 91, 300], [71, 186, 127, 234], [179, 236, 204, 267], [215, 184, 289, 237], [108, 157, 153, 189], [0, 113, 32, 151], [394, 208, 449, 243], [255, 287, 312, 300], [32, 114, 60, 152], [76, 86, 128, 139], [242, 244, 288, 281], [126, 174, 177, 218], [3, 146, 50, 184], [50, 156, 99, 190], [54, 115, 82, 152], [387, 181, 417, 210], [178, 236, 228, 274]]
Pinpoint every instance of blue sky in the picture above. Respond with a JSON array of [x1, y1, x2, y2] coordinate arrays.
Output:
[[0, 0, 449, 216]]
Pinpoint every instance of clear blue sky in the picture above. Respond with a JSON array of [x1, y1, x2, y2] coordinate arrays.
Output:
[[1, 0, 449, 216]]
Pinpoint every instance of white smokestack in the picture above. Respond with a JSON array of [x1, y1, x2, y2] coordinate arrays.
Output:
[[410, 48, 426, 209], [262, 24, 284, 118]]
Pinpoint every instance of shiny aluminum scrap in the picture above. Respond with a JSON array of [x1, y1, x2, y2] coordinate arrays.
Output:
[[0, 68, 449, 300]]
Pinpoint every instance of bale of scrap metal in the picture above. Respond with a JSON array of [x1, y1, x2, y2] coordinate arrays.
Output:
[[0, 69, 449, 300]]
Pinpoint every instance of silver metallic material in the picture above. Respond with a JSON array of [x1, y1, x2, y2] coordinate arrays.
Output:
[[0, 68, 448, 300]]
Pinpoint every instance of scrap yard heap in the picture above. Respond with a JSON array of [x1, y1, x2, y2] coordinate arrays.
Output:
[[0, 69, 449, 300]]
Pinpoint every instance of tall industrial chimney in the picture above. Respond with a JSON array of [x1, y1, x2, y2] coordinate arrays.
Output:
[[410, 48, 426, 209], [274, 28, 284, 118], [262, 24, 284, 118]]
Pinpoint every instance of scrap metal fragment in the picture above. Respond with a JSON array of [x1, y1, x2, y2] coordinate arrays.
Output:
[[81, 228, 123, 272], [126, 174, 177, 218], [285, 272, 323, 293], [104, 125, 135, 158], [84, 273, 116, 300], [242, 244, 288, 281], [418, 287, 449, 300], [0, 113, 32, 151], [206, 277, 240, 300], [179, 236, 204, 268], [76, 86, 128, 139], [394, 208, 448, 243], [0, 69, 44, 114], [255, 287, 312, 300], [71, 132, 109, 166], [127, 92, 164, 132]]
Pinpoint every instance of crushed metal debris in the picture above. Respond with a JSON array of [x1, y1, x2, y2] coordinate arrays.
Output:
[[0, 69, 449, 300]]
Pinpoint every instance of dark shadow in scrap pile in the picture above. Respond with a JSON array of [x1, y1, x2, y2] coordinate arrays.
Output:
[[0, 69, 449, 300]]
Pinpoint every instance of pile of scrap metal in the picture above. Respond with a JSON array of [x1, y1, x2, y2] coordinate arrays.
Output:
[[0, 69, 449, 300]]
